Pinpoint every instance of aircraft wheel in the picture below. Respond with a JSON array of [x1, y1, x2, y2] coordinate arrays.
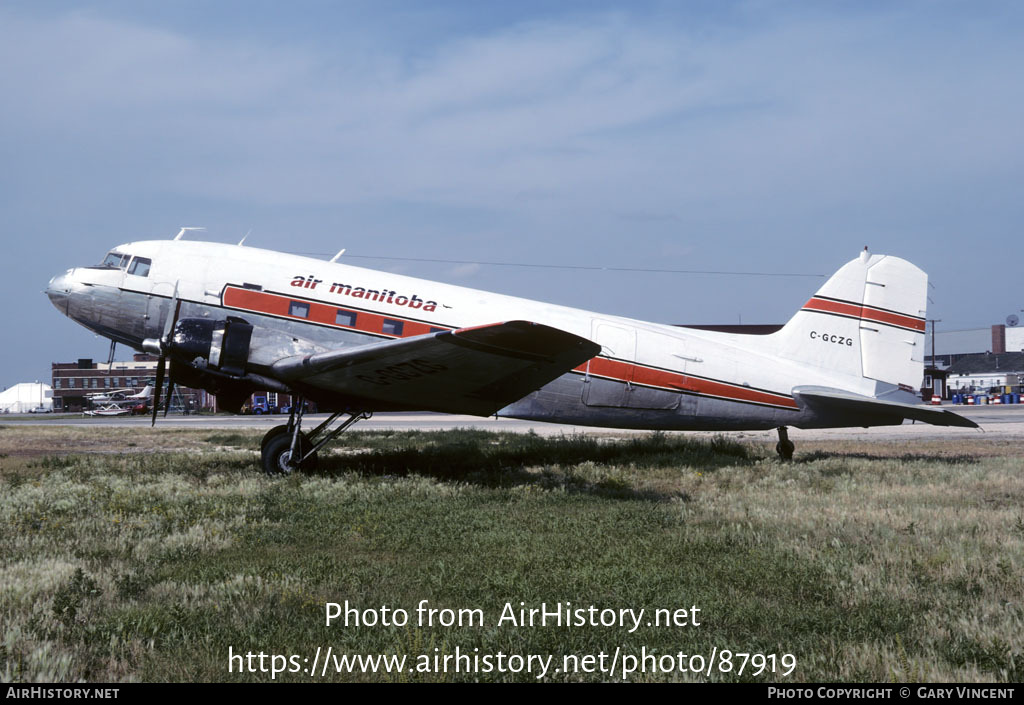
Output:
[[261, 432, 318, 475], [775, 426, 795, 461], [260, 425, 289, 452], [775, 439, 795, 460]]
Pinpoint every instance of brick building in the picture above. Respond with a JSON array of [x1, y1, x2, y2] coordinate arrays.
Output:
[[51, 354, 215, 413], [51, 354, 291, 414]]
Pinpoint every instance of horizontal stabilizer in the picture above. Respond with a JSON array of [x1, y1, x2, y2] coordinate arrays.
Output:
[[792, 386, 978, 428], [271, 320, 600, 416]]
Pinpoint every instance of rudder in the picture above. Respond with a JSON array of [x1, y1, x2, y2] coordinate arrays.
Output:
[[774, 249, 927, 396]]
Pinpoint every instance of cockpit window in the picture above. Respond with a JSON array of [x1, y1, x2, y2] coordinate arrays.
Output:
[[128, 257, 151, 277], [101, 252, 129, 269]]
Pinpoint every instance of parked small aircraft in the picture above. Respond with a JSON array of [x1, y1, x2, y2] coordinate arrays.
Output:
[[45, 234, 975, 473], [84, 404, 133, 417], [86, 385, 154, 404]]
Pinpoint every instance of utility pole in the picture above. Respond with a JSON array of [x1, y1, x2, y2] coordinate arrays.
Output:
[[927, 319, 942, 369]]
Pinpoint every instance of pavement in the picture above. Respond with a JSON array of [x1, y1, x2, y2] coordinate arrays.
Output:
[[6, 403, 1023, 441]]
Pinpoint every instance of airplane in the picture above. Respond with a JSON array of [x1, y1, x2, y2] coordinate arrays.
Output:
[[86, 385, 154, 404], [84, 404, 132, 417], [45, 233, 976, 473]]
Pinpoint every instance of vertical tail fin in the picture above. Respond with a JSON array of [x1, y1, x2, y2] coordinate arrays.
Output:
[[774, 249, 927, 397]]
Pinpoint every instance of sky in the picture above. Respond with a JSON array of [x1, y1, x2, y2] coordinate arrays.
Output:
[[2, 1, 1023, 387]]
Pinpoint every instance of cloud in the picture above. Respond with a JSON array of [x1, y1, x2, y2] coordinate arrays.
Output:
[[3, 4, 1022, 229], [3, 2, 1024, 387]]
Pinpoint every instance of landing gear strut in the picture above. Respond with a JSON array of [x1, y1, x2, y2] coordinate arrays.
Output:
[[260, 398, 372, 475], [775, 426, 795, 461]]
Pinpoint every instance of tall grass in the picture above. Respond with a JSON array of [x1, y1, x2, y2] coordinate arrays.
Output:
[[0, 426, 1020, 682]]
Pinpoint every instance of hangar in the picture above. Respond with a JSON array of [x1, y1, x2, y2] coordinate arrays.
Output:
[[0, 382, 52, 414]]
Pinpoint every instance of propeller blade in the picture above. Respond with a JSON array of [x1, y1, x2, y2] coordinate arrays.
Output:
[[152, 282, 180, 427], [151, 355, 165, 427], [162, 281, 180, 343]]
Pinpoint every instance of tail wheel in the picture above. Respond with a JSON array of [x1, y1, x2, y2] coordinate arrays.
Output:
[[261, 432, 318, 475], [775, 426, 795, 461], [775, 439, 795, 460]]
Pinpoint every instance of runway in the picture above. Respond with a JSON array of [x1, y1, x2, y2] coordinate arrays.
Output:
[[8, 403, 1024, 440]]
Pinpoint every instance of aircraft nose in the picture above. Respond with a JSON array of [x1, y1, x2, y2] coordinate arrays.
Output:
[[46, 269, 73, 314]]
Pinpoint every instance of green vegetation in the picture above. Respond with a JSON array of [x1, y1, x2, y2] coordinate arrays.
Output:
[[1, 426, 1021, 682]]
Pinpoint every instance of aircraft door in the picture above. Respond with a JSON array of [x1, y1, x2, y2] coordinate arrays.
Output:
[[582, 321, 637, 407], [630, 331, 683, 410]]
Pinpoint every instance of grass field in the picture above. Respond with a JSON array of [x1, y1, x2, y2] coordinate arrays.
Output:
[[1, 425, 1021, 682]]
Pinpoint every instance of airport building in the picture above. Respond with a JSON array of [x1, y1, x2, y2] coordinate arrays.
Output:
[[924, 323, 1024, 367], [51, 355, 213, 413], [946, 352, 1024, 396], [922, 323, 1024, 399], [0, 382, 53, 414], [51, 355, 295, 414]]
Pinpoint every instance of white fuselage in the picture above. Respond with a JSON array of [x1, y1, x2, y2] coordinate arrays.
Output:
[[45, 239, 902, 430]]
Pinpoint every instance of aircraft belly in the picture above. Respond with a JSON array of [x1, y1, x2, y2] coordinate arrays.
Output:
[[582, 376, 682, 410], [501, 373, 795, 431], [581, 376, 629, 407]]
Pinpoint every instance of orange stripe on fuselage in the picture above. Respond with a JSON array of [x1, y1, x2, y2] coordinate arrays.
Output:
[[575, 357, 798, 410], [224, 285, 797, 410], [222, 286, 440, 338], [802, 297, 925, 332]]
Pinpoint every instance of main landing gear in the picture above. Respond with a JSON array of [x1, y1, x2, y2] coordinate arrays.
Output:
[[260, 398, 372, 475], [775, 426, 795, 461]]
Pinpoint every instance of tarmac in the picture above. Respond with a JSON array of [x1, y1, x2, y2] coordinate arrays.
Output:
[[7, 403, 1024, 441]]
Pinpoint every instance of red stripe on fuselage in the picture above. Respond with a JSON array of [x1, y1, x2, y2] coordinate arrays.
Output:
[[575, 357, 798, 410], [802, 297, 925, 332], [223, 285, 797, 410], [222, 286, 442, 338]]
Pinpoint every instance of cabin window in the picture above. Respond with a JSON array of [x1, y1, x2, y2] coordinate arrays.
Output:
[[382, 319, 404, 336], [128, 257, 151, 277], [101, 252, 129, 269], [429, 327, 445, 333], [336, 310, 357, 327], [289, 301, 310, 318]]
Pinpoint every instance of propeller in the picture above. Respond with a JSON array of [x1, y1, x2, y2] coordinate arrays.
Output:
[[151, 283, 181, 427]]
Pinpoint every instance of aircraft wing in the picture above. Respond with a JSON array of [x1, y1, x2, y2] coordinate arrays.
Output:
[[792, 386, 979, 428], [270, 320, 600, 416]]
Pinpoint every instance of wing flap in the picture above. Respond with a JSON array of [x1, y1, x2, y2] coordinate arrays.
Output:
[[271, 320, 600, 416], [793, 386, 979, 428]]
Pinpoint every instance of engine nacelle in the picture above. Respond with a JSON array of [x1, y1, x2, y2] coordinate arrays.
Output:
[[172, 316, 253, 376]]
